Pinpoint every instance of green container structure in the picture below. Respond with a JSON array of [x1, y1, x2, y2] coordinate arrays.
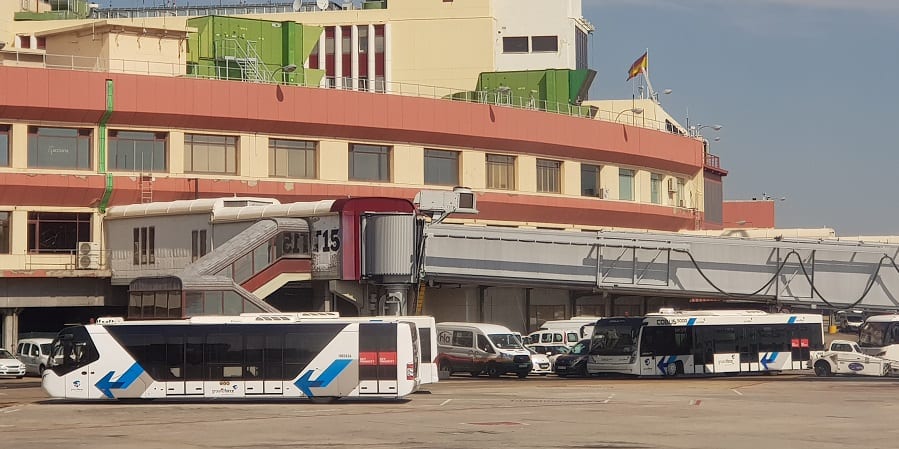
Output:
[[187, 16, 324, 87], [450, 69, 597, 117]]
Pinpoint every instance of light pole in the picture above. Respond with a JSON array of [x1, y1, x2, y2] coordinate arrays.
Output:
[[271, 63, 298, 84], [691, 123, 723, 137], [614, 107, 643, 123]]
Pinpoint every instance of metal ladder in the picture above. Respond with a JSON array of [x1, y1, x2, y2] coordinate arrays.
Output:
[[216, 39, 273, 82], [140, 174, 153, 204]]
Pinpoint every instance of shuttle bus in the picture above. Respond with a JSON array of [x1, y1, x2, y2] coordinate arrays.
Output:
[[587, 310, 824, 376], [858, 314, 899, 360], [42, 313, 420, 401]]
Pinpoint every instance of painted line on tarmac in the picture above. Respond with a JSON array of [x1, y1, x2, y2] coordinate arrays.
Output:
[[440, 399, 453, 406], [2, 408, 20, 414], [689, 400, 702, 406], [731, 389, 743, 396], [602, 393, 615, 404]]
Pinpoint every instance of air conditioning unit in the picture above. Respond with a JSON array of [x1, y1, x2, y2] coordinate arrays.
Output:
[[667, 178, 677, 193], [76, 241, 100, 270], [600, 187, 610, 199]]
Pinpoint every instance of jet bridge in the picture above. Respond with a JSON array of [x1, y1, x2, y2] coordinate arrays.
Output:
[[421, 225, 899, 311]]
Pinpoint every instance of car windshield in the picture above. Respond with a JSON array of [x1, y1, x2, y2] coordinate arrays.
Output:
[[0, 349, 13, 359], [846, 316, 864, 323], [489, 334, 524, 350], [590, 325, 638, 356], [546, 346, 569, 355], [570, 341, 589, 355]]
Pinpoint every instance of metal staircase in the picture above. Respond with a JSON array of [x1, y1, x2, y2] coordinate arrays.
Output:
[[215, 39, 274, 82]]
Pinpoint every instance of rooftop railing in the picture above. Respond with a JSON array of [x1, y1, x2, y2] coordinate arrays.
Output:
[[0, 49, 682, 133]]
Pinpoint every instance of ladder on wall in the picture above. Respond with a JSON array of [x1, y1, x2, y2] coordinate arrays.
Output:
[[140, 174, 153, 204], [216, 39, 274, 82]]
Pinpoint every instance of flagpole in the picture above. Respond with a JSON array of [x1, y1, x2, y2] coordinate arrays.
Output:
[[643, 47, 657, 103]]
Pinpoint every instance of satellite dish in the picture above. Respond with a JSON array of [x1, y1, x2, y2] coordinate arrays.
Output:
[[316, 0, 329, 10], [292, 0, 302, 12]]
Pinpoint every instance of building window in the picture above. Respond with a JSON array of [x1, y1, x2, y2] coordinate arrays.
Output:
[[502, 36, 529, 53], [27, 212, 91, 254], [0, 125, 9, 167], [424, 149, 459, 186], [677, 178, 686, 207], [36, 37, 46, 50], [27, 126, 92, 169], [132, 227, 156, 265], [184, 134, 237, 174], [531, 36, 559, 53], [486, 154, 516, 190], [269, 139, 316, 179], [581, 164, 601, 197], [109, 130, 167, 172], [191, 229, 208, 263], [0, 211, 9, 254], [619, 169, 635, 201], [530, 305, 566, 331], [575, 28, 588, 70], [349, 144, 390, 181], [651, 173, 662, 204], [536, 159, 561, 193]]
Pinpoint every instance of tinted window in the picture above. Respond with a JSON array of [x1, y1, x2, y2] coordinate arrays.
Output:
[[418, 328, 432, 362], [452, 330, 473, 348], [531, 36, 558, 52], [502, 36, 529, 53]]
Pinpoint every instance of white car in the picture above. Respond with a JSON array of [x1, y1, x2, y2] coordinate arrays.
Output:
[[0, 348, 26, 379], [812, 340, 892, 377], [527, 348, 553, 376]]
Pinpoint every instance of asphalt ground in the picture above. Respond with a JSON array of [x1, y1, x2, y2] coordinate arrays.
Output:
[[1, 369, 897, 449]]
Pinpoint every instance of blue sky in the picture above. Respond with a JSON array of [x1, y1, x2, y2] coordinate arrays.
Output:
[[107, 1, 898, 235]]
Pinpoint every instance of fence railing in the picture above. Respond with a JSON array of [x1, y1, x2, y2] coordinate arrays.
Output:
[[1, 49, 683, 132]]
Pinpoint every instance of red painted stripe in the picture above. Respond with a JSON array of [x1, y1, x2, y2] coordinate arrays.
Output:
[[241, 258, 312, 293]]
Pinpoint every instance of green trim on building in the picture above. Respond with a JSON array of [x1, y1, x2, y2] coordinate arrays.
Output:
[[98, 79, 114, 214]]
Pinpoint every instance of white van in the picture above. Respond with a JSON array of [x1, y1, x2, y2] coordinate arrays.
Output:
[[436, 322, 532, 378], [530, 317, 601, 347], [15, 338, 53, 376]]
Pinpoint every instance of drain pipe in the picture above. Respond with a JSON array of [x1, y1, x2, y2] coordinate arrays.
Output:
[[98, 79, 114, 213]]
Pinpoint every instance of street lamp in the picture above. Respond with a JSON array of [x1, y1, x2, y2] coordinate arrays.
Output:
[[271, 64, 298, 84], [614, 107, 643, 123], [691, 123, 723, 137]]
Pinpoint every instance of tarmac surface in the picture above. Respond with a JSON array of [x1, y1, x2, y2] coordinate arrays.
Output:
[[1, 371, 897, 449]]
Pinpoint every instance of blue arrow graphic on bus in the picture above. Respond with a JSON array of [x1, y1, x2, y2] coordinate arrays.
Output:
[[657, 356, 677, 374], [95, 363, 144, 399], [294, 359, 353, 398], [761, 352, 779, 370]]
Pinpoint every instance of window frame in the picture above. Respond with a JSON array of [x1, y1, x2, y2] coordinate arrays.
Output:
[[0, 211, 9, 254], [0, 124, 9, 167], [348, 143, 391, 182], [536, 158, 562, 193], [268, 138, 317, 179], [486, 154, 516, 190], [502, 36, 529, 53], [531, 35, 559, 53], [423, 149, 460, 186], [132, 226, 156, 266], [108, 130, 168, 172], [581, 164, 602, 197], [184, 134, 238, 175], [27, 126, 93, 170], [26, 212, 92, 254], [650, 173, 663, 205], [618, 169, 635, 201]]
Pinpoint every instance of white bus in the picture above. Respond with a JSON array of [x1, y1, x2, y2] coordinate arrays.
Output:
[[858, 314, 899, 360], [587, 310, 825, 376], [346, 315, 438, 385], [42, 313, 420, 401]]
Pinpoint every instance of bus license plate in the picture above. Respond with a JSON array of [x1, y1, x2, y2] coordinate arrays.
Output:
[[518, 363, 530, 368]]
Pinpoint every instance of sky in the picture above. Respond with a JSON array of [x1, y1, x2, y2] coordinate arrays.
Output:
[[106, 1, 899, 235]]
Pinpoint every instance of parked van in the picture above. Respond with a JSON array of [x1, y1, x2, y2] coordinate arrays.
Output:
[[533, 317, 600, 346], [436, 322, 532, 378], [15, 338, 53, 376]]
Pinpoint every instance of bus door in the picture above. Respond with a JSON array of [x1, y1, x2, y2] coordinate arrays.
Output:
[[789, 325, 812, 370], [164, 335, 186, 396], [184, 334, 204, 396], [359, 323, 398, 395], [50, 327, 98, 399]]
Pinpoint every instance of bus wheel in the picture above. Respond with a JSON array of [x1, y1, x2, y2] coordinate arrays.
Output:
[[814, 361, 833, 377], [486, 364, 502, 378]]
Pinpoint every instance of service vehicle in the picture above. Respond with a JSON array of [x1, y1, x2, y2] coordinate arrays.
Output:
[[812, 339, 894, 377], [16, 337, 53, 376], [537, 317, 600, 340], [436, 322, 532, 378], [836, 310, 865, 333], [587, 310, 825, 376], [858, 314, 899, 360], [41, 313, 421, 401], [0, 348, 26, 378], [527, 329, 582, 348], [554, 339, 590, 377]]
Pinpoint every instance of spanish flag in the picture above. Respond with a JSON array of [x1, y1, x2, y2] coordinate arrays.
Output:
[[626, 52, 648, 80]]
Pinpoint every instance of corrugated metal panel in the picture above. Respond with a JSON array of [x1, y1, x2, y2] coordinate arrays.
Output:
[[704, 177, 723, 225], [362, 214, 415, 277]]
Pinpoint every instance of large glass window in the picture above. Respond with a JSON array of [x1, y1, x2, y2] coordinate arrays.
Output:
[[109, 130, 167, 172], [486, 154, 515, 190], [184, 134, 237, 174], [424, 149, 459, 186], [27, 126, 91, 169], [651, 173, 662, 204], [581, 164, 601, 197], [27, 212, 91, 253], [676, 178, 686, 207], [269, 139, 316, 179], [0, 211, 9, 254], [502, 37, 529, 53], [349, 144, 390, 181], [132, 226, 156, 265], [0, 124, 9, 167], [191, 229, 208, 262], [531, 36, 559, 52], [537, 159, 561, 193], [619, 169, 635, 201]]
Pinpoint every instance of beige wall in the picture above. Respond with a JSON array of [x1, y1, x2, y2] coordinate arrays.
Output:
[[106, 33, 188, 76], [561, 160, 579, 196], [392, 144, 422, 186], [318, 139, 348, 182]]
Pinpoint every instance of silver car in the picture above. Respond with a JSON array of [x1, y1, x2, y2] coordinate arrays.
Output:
[[0, 348, 26, 378]]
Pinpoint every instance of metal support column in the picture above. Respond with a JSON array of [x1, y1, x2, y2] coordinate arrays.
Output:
[[1, 308, 21, 352]]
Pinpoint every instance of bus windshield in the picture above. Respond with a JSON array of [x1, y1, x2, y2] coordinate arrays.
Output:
[[859, 321, 891, 347], [489, 334, 524, 350], [590, 325, 638, 356]]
